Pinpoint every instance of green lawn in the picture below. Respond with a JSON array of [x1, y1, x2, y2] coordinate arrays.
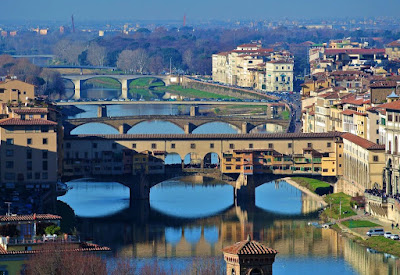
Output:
[[83, 77, 121, 89], [281, 110, 290, 120], [364, 236, 400, 256], [130, 78, 165, 88], [157, 85, 236, 100], [129, 88, 153, 100], [342, 220, 380, 228], [290, 177, 331, 194], [323, 192, 356, 219]]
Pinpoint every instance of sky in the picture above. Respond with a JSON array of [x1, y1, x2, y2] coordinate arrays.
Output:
[[2, 0, 400, 23]]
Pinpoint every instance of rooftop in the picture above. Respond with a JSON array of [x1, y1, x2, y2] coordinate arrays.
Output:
[[324, 48, 386, 55], [222, 238, 277, 256], [341, 133, 385, 150], [378, 100, 400, 111], [12, 108, 48, 114], [0, 214, 61, 223], [0, 118, 57, 126]]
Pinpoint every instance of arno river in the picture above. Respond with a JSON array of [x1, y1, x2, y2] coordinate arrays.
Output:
[[60, 104, 400, 274]]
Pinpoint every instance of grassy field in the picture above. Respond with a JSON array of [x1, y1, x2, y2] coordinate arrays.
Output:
[[290, 177, 332, 195], [83, 77, 121, 89], [363, 236, 400, 256], [342, 220, 380, 228], [323, 192, 356, 219], [156, 85, 236, 100], [129, 78, 165, 88]]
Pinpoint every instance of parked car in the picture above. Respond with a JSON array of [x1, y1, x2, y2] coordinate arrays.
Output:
[[391, 234, 399, 240], [384, 232, 392, 238], [366, 228, 385, 237]]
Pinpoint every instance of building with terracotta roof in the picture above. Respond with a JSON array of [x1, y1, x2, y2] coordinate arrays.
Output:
[[0, 113, 58, 189], [339, 133, 385, 196], [212, 42, 293, 92], [386, 40, 400, 61], [222, 235, 277, 275]]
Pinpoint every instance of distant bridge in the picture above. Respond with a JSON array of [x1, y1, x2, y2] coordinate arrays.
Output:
[[62, 74, 177, 100], [63, 115, 289, 134]]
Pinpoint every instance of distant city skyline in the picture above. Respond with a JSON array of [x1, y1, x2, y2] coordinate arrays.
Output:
[[2, 0, 400, 23]]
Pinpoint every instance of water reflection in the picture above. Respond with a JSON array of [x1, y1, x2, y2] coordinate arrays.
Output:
[[58, 178, 400, 274]]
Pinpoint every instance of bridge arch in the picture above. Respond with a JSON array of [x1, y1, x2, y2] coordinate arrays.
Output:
[[80, 77, 122, 99], [192, 121, 240, 134], [127, 120, 185, 134], [203, 152, 221, 169], [70, 122, 119, 135]]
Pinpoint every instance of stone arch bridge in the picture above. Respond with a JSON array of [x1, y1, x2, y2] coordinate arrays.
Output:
[[62, 74, 178, 100], [63, 115, 289, 135]]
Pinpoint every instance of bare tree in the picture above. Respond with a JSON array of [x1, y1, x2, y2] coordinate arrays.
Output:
[[183, 49, 194, 72], [131, 48, 149, 74], [87, 42, 107, 67], [116, 50, 135, 73], [53, 40, 85, 65], [149, 55, 164, 74]]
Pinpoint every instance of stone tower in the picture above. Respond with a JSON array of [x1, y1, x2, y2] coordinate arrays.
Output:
[[222, 235, 278, 275]]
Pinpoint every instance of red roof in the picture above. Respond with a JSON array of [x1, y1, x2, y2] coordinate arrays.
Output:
[[0, 242, 110, 255], [238, 43, 261, 48], [13, 108, 48, 114], [341, 133, 385, 150], [324, 48, 385, 55], [378, 100, 400, 111], [0, 214, 61, 223], [222, 239, 277, 255], [370, 81, 397, 88], [387, 40, 400, 47], [0, 118, 57, 126]]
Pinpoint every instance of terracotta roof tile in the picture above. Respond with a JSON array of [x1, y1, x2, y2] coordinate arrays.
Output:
[[0, 214, 61, 222], [0, 242, 110, 255], [13, 108, 48, 114], [324, 48, 385, 55], [370, 81, 397, 88], [0, 118, 57, 126], [223, 239, 277, 255], [341, 133, 385, 150], [378, 100, 400, 111]]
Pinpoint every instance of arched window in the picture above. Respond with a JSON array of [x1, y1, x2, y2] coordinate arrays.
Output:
[[395, 136, 398, 154], [250, 268, 263, 275]]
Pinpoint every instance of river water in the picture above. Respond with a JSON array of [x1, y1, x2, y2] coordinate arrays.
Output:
[[59, 179, 400, 275], [59, 104, 400, 274]]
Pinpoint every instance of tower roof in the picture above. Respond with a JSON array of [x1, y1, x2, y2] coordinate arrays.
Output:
[[222, 237, 277, 256]]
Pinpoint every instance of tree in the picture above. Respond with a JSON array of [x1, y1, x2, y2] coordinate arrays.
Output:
[[117, 48, 149, 74], [131, 48, 149, 74], [53, 40, 85, 65], [116, 50, 136, 73], [149, 55, 164, 74], [39, 68, 65, 98], [183, 49, 194, 72], [87, 42, 107, 67]]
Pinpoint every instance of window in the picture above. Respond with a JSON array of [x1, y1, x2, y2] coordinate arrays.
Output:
[[171, 143, 175, 149], [191, 143, 196, 149], [43, 161, 48, 171], [376, 129, 379, 134], [226, 158, 232, 162], [6, 149, 13, 157], [41, 126, 49, 133], [249, 143, 253, 148], [5, 161, 13, 169], [27, 138, 32, 145], [27, 161, 32, 171], [27, 172, 32, 180], [35, 172, 40, 180], [132, 143, 136, 149], [226, 166, 232, 170], [339, 154, 342, 157], [42, 138, 48, 145], [373, 155, 379, 162], [307, 143, 312, 148], [210, 143, 214, 149], [268, 143, 273, 149], [151, 143, 156, 149], [229, 144, 235, 149], [41, 114, 45, 119], [42, 172, 48, 179], [327, 142, 331, 148], [236, 165, 241, 169], [339, 164, 342, 167], [42, 151, 48, 159], [288, 143, 292, 148], [93, 143, 97, 149], [236, 158, 241, 161], [388, 114, 393, 121], [5, 173, 15, 180], [6, 139, 13, 145], [27, 150, 32, 159]]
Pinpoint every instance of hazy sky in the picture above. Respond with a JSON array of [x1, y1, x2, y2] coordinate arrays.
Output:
[[2, 0, 400, 22]]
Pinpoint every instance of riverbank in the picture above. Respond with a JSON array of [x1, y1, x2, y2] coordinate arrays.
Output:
[[284, 177, 328, 207], [287, 176, 400, 257]]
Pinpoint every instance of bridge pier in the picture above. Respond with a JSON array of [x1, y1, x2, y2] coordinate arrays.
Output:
[[73, 79, 81, 100], [121, 79, 128, 99], [241, 122, 255, 134], [184, 122, 196, 134], [129, 174, 150, 200], [190, 106, 199, 117], [119, 123, 131, 134], [234, 173, 256, 207], [97, 105, 107, 118]]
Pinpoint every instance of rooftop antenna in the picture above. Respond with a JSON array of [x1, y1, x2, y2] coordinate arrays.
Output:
[[71, 14, 75, 33]]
